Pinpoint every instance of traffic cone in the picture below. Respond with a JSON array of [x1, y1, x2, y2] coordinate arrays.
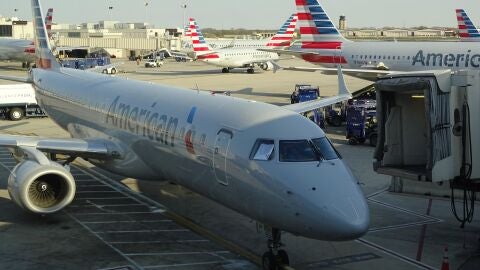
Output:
[[441, 246, 449, 270]]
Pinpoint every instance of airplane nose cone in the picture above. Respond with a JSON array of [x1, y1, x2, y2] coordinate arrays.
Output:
[[297, 162, 370, 241]]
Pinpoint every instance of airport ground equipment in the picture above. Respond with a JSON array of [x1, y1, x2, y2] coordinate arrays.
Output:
[[144, 59, 163, 68], [373, 69, 480, 227], [346, 100, 377, 146], [60, 57, 117, 74], [290, 84, 324, 128], [0, 84, 45, 120]]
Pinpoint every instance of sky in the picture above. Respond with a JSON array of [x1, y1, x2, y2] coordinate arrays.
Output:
[[1, 0, 480, 30]]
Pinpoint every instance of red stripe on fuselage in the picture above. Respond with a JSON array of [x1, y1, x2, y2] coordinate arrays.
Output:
[[302, 54, 347, 64], [301, 42, 342, 49], [197, 54, 219, 59]]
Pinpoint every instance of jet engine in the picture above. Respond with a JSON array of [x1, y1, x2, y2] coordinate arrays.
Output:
[[259, 62, 274, 71], [8, 159, 76, 214]]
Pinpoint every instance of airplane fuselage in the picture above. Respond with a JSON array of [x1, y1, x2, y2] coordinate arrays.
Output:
[[31, 67, 369, 240], [0, 38, 35, 63], [294, 41, 480, 72], [199, 48, 279, 69]]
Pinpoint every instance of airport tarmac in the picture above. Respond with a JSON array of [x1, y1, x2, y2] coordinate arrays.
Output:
[[0, 58, 479, 270]]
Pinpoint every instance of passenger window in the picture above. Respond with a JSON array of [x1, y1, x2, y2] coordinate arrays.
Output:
[[279, 140, 316, 162], [250, 139, 275, 161], [311, 137, 340, 160]]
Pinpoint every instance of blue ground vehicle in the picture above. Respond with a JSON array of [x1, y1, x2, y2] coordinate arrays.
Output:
[[346, 100, 377, 146], [291, 84, 324, 128]]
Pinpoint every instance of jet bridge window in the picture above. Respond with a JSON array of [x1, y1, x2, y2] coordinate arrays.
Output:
[[311, 137, 341, 160], [250, 139, 275, 161], [279, 140, 317, 162]]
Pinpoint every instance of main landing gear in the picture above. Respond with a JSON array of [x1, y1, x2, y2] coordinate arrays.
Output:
[[221, 67, 230, 73], [247, 68, 255, 74], [262, 227, 289, 270]]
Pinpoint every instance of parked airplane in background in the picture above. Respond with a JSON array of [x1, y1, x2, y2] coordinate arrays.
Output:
[[183, 15, 297, 51], [456, 9, 480, 41], [190, 17, 295, 73], [0, 8, 53, 68], [268, 0, 480, 80], [0, 1, 368, 269]]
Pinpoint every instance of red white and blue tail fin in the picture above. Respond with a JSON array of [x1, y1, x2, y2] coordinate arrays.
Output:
[[266, 14, 298, 48], [296, 0, 348, 47], [31, 0, 60, 69], [189, 18, 219, 59], [456, 9, 480, 41], [44, 8, 53, 39], [184, 25, 192, 37]]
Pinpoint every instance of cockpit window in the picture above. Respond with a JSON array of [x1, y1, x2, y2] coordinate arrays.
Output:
[[279, 140, 317, 162], [250, 139, 275, 161], [312, 137, 340, 160]]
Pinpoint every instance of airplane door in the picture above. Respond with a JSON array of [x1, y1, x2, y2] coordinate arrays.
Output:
[[213, 129, 233, 185]]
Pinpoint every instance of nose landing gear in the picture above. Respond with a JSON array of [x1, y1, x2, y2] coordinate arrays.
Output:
[[262, 227, 289, 270]]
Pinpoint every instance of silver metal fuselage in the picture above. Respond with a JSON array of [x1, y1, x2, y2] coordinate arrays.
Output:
[[201, 48, 279, 68], [31, 67, 369, 240], [0, 38, 35, 63]]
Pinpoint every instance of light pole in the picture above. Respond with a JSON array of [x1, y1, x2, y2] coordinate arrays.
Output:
[[181, 1, 187, 31], [144, 1, 149, 24]]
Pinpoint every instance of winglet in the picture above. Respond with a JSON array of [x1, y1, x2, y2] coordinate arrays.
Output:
[[31, 0, 60, 69], [337, 65, 351, 97], [271, 62, 283, 73]]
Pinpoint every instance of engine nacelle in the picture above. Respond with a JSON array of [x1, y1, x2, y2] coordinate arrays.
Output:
[[259, 62, 274, 71], [8, 160, 76, 214]]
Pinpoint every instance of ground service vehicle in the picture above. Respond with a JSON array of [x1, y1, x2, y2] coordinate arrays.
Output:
[[291, 84, 324, 127], [0, 84, 45, 120], [346, 100, 377, 146]]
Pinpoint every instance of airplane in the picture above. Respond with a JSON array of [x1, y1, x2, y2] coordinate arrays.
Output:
[[456, 9, 480, 41], [190, 16, 296, 73], [183, 15, 298, 51], [0, 8, 53, 68], [0, 1, 369, 269], [265, 0, 480, 81]]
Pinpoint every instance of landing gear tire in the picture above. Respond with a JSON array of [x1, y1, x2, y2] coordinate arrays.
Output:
[[277, 250, 289, 265], [221, 68, 230, 73], [247, 68, 255, 74], [262, 227, 289, 270], [22, 62, 26, 68], [9, 107, 24, 121], [262, 251, 277, 270], [110, 68, 117, 74]]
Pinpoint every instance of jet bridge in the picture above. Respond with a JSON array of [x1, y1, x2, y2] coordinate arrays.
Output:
[[373, 69, 480, 225]]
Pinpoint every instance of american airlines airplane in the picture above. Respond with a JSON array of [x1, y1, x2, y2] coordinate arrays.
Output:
[[0, 8, 53, 68], [456, 9, 480, 41], [190, 17, 296, 73], [183, 15, 297, 51], [269, 0, 480, 80], [0, 1, 369, 269]]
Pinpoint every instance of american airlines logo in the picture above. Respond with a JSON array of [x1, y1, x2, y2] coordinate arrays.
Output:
[[412, 50, 480, 68]]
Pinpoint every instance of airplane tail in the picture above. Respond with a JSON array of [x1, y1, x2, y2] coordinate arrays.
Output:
[[266, 14, 298, 48], [189, 18, 219, 59], [45, 8, 53, 39], [184, 25, 191, 37], [31, 0, 60, 69], [296, 0, 349, 46], [456, 9, 480, 40]]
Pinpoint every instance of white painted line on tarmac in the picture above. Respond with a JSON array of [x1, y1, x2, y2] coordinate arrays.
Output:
[[94, 229, 189, 234], [125, 251, 230, 256], [76, 191, 118, 193], [142, 260, 226, 269], [68, 204, 144, 208], [356, 238, 436, 270], [368, 220, 441, 233], [109, 240, 209, 244], [82, 220, 172, 224], [368, 198, 443, 222], [72, 211, 153, 215]]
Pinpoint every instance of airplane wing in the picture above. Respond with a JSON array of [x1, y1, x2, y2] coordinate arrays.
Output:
[[0, 75, 32, 83], [282, 66, 352, 114], [0, 135, 122, 159], [272, 63, 392, 81]]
